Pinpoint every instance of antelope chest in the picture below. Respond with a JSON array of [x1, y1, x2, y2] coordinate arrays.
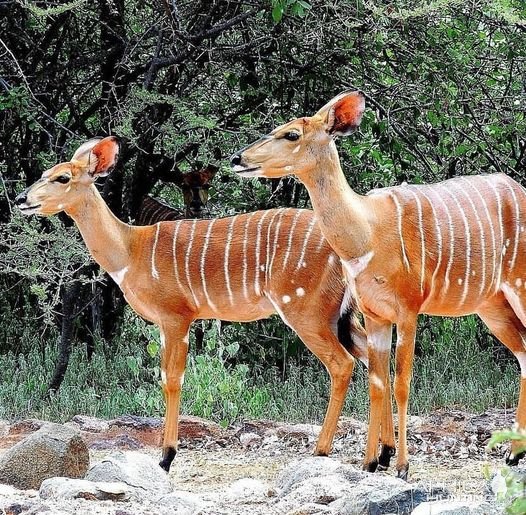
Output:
[[342, 252, 408, 322]]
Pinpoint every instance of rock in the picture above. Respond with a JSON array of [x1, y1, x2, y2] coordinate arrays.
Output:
[[0, 423, 89, 489], [69, 415, 110, 433], [239, 432, 262, 449], [8, 419, 45, 435], [276, 423, 321, 443], [158, 490, 210, 514], [85, 451, 171, 500], [276, 457, 361, 496], [89, 433, 144, 450], [286, 503, 332, 514], [110, 415, 163, 430], [412, 500, 499, 514], [0, 420, 9, 438], [225, 478, 270, 499], [276, 457, 448, 515], [178, 415, 224, 440], [39, 477, 130, 501]]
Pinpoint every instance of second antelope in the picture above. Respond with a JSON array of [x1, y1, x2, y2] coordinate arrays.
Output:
[[232, 91, 526, 478], [15, 136, 391, 473]]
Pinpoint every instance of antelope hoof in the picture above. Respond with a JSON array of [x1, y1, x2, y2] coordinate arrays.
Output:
[[377, 445, 395, 471], [159, 446, 177, 472], [396, 463, 409, 481], [506, 449, 526, 466], [314, 445, 330, 457], [364, 458, 378, 473]]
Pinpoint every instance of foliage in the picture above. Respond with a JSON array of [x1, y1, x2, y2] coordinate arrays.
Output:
[[0, 0, 525, 418], [487, 428, 526, 513]]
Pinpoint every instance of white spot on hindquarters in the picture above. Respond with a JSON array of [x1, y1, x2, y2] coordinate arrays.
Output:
[[328, 254, 336, 265], [502, 283, 526, 327], [302, 261, 306, 268], [260, 265, 265, 271], [472, 270, 476, 276], [109, 266, 129, 286], [161, 369, 167, 384], [282, 295, 291, 304], [180, 372, 185, 386], [502, 246, 507, 256], [458, 278, 463, 285], [160, 332, 166, 351], [342, 251, 374, 279], [506, 238, 511, 247], [292, 145, 301, 153], [516, 278, 523, 288], [296, 287, 305, 297]]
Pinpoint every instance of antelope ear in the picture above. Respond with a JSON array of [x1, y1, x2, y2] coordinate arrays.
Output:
[[88, 136, 120, 177], [317, 91, 365, 137], [71, 138, 102, 163]]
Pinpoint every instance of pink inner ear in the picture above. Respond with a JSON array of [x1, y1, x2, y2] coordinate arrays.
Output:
[[92, 138, 119, 174], [332, 94, 365, 133]]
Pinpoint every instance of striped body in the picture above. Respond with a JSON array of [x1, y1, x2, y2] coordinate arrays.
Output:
[[367, 173, 526, 317], [125, 208, 346, 324], [136, 196, 185, 225]]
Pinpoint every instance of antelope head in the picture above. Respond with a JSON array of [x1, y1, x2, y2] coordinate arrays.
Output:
[[231, 91, 365, 179], [16, 137, 120, 216]]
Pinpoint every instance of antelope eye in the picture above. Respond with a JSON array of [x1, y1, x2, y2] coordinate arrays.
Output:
[[283, 131, 300, 141], [54, 175, 71, 184]]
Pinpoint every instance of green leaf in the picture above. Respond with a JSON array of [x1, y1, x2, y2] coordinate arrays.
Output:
[[146, 341, 159, 358], [272, 3, 284, 22]]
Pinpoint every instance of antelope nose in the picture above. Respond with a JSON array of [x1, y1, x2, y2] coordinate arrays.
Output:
[[230, 154, 242, 167], [15, 191, 28, 205]]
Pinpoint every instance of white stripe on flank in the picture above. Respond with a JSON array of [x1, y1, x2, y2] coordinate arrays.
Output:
[[151, 222, 161, 280], [185, 219, 200, 308], [484, 177, 504, 291], [315, 231, 325, 253], [269, 209, 287, 280], [462, 177, 497, 295], [200, 219, 218, 311], [406, 188, 426, 294], [172, 221, 184, 291], [224, 216, 236, 305], [502, 179, 521, 272], [242, 213, 255, 300], [441, 185, 471, 306], [265, 210, 282, 286], [419, 189, 442, 299], [390, 191, 410, 270], [282, 210, 303, 271], [432, 187, 455, 294], [255, 211, 271, 296], [295, 217, 317, 271], [453, 180, 486, 298]]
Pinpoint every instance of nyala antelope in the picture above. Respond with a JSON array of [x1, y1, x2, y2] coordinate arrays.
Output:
[[15, 136, 385, 473], [232, 91, 526, 478], [136, 165, 216, 226]]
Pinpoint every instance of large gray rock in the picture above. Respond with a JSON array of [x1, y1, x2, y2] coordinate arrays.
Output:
[[412, 500, 501, 515], [0, 422, 89, 489], [39, 477, 130, 501], [85, 451, 171, 500], [158, 490, 210, 514], [275, 457, 448, 515]]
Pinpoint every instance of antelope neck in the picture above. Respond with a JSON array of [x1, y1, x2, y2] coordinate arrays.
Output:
[[300, 146, 372, 260], [66, 185, 133, 273]]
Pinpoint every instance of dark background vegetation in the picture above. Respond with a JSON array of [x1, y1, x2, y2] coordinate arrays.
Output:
[[0, 0, 525, 424]]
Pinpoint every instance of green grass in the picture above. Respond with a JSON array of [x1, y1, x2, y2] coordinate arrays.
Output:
[[0, 313, 520, 425]]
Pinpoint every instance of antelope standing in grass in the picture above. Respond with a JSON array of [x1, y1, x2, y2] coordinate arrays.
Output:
[[15, 136, 393, 472], [136, 165, 217, 225], [232, 91, 526, 478]]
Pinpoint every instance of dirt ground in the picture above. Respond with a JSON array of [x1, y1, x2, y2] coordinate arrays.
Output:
[[0, 408, 521, 514]]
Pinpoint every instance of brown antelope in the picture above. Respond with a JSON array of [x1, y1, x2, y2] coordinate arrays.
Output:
[[232, 91, 526, 478], [15, 136, 394, 473], [136, 166, 216, 225]]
